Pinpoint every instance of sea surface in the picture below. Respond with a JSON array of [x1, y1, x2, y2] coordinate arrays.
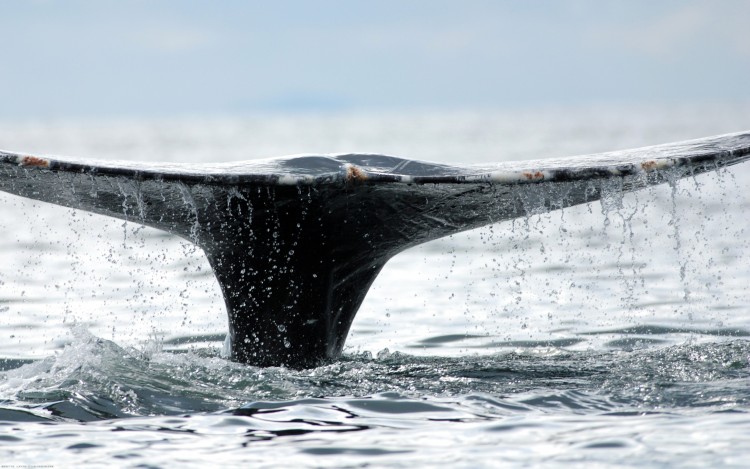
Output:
[[1, 104, 749, 467]]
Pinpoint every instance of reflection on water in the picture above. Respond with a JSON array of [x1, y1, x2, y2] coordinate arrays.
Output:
[[1, 105, 750, 466], [3, 329, 749, 416], [0, 332, 749, 466]]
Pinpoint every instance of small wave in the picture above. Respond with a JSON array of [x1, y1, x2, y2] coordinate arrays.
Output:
[[0, 328, 748, 425]]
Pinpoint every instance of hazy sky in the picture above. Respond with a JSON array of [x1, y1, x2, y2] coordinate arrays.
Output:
[[1, 0, 749, 118]]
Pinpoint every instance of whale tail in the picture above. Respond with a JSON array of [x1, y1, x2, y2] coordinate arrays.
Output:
[[2, 131, 750, 367]]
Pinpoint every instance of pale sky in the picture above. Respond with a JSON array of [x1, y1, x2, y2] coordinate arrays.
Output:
[[1, 0, 749, 118]]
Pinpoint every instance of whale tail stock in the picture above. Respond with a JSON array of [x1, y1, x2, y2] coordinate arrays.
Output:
[[1, 131, 749, 367]]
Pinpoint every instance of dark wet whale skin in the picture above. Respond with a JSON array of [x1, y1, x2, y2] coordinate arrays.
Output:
[[1, 131, 749, 367]]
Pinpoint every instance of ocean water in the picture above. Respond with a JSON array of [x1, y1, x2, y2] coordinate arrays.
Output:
[[1, 104, 749, 467]]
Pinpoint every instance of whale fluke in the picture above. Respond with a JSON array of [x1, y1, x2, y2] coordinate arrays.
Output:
[[1, 131, 749, 367]]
